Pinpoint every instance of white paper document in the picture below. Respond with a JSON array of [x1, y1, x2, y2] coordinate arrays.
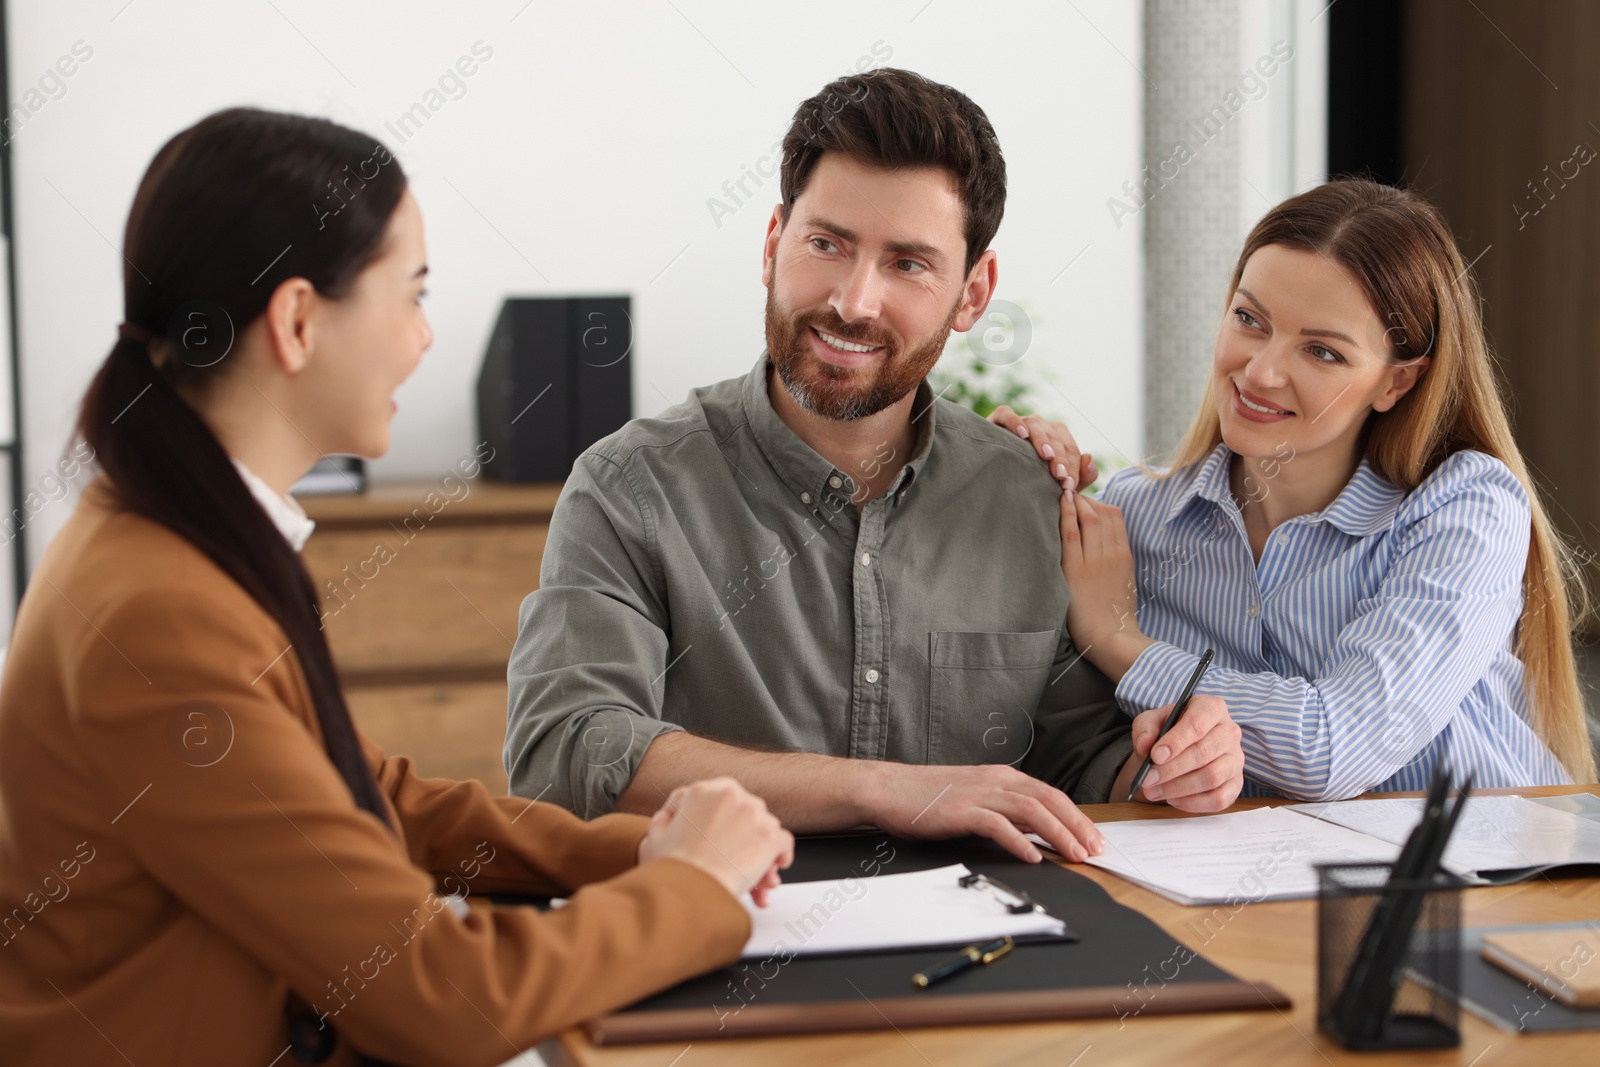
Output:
[[1527, 791, 1600, 825], [1028, 796, 1600, 907], [1289, 795, 1600, 875], [740, 863, 1067, 960], [1060, 807, 1421, 906]]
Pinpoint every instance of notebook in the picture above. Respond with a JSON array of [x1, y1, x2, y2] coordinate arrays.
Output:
[[1480, 927, 1600, 1007], [1432, 923, 1600, 1032]]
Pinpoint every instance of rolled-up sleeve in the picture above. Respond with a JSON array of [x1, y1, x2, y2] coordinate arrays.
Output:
[[505, 452, 685, 817]]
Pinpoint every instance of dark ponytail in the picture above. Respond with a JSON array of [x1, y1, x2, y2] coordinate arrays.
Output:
[[76, 108, 407, 826]]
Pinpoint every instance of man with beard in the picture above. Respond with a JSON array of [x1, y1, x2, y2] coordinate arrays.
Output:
[[505, 69, 1244, 864]]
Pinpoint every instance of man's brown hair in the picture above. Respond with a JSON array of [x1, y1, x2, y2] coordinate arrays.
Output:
[[779, 68, 1006, 277]]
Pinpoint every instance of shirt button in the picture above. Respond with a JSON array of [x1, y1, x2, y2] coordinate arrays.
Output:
[[859, 552, 871, 567], [800, 492, 812, 505], [1247, 603, 1260, 618], [828, 475, 843, 489], [864, 668, 880, 684]]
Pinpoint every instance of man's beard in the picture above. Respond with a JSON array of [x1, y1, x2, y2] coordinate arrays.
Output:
[[765, 282, 960, 422]]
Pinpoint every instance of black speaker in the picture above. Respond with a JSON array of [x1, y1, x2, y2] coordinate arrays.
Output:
[[476, 296, 633, 482]]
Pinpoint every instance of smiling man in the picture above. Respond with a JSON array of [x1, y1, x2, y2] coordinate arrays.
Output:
[[504, 69, 1245, 862]]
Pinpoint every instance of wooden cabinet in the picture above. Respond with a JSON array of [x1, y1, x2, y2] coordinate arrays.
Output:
[[343, 680, 513, 787], [300, 480, 563, 794]]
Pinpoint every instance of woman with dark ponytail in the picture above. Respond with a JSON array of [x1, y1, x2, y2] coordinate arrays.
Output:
[[0, 108, 791, 1066]]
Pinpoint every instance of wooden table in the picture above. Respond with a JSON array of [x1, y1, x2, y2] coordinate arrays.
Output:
[[540, 785, 1600, 1066]]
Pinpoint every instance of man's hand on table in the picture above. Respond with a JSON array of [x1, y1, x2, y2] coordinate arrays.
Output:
[[858, 761, 1107, 865]]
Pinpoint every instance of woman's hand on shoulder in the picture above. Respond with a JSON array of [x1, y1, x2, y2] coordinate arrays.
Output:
[[638, 777, 793, 907], [988, 405, 1097, 494], [1060, 490, 1150, 678]]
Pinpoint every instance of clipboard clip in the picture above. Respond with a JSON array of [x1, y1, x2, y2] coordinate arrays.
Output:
[[959, 872, 1046, 915]]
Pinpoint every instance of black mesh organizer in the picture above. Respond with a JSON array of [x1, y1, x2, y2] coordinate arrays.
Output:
[[1317, 862, 1462, 1050]]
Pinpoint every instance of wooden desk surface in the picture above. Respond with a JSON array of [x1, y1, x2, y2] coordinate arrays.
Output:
[[541, 785, 1600, 1067], [299, 479, 563, 529]]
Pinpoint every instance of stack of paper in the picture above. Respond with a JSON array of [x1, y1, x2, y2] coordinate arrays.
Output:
[[1065, 807, 1419, 906], [1037, 795, 1600, 906], [1525, 792, 1600, 824], [740, 863, 1067, 959], [1291, 795, 1600, 878]]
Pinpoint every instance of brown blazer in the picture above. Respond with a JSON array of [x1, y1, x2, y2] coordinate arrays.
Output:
[[0, 480, 749, 1065]]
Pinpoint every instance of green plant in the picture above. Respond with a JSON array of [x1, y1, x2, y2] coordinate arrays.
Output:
[[929, 325, 1130, 496], [929, 351, 1036, 419]]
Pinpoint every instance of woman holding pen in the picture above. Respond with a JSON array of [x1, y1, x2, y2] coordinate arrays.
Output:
[[1043, 179, 1595, 801], [0, 107, 792, 1066]]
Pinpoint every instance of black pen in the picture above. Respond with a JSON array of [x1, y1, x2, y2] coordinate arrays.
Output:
[[1127, 648, 1214, 799], [1423, 773, 1475, 876], [912, 936, 1014, 989]]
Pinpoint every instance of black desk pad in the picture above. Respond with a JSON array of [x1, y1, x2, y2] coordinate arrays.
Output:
[[573, 833, 1288, 1043]]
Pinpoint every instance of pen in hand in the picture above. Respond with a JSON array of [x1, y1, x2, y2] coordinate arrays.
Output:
[[1127, 648, 1214, 800]]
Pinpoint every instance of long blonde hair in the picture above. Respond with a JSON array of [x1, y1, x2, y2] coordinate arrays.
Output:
[[1167, 179, 1596, 782]]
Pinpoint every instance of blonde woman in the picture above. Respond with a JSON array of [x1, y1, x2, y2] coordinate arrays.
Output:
[[1055, 179, 1594, 801]]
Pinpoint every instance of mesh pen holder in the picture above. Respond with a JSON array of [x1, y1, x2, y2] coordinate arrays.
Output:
[[1316, 862, 1462, 1050]]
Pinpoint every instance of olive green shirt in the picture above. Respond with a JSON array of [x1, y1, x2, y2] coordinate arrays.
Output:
[[505, 356, 1134, 817]]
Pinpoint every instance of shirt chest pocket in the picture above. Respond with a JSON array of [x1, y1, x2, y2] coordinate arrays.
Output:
[[926, 629, 1059, 765]]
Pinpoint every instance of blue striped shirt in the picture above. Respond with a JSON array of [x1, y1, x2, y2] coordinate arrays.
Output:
[[1100, 444, 1571, 800]]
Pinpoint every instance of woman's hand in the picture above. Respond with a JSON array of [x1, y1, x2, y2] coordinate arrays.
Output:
[[1059, 490, 1151, 678], [637, 777, 794, 907], [988, 405, 1097, 495], [1122, 696, 1244, 811]]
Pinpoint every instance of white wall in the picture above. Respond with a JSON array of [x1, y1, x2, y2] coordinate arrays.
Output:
[[6, 0, 1145, 581]]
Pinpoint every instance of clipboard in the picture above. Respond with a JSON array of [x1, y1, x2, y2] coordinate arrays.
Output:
[[736, 863, 1077, 961], [583, 832, 1290, 1044]]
